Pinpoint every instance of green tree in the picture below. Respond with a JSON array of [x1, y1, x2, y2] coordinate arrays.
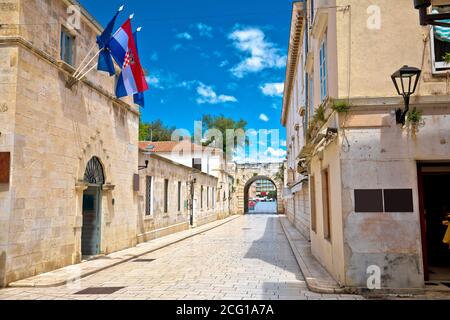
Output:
[[139, 119, 176, 141], [201, 114, 248, 154], [268, 191, 277, 200]]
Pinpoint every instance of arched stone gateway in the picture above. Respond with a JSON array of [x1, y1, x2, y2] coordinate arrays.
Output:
[[235, 162, 284, 214]]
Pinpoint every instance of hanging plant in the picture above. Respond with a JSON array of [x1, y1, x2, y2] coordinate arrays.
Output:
[[407, 108, 425, 136], [407, 108, 423, 125], [314, 103, 326, 123], [444, 52, 450, 64], [331, 100, 351, 113]]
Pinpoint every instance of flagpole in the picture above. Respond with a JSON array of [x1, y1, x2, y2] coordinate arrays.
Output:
[[73, 49, 103, 80], [75, 63, 99, 81], [72, 44, 97, 78]]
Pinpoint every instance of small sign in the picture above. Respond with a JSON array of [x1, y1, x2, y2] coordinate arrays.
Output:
[[0, 152, 10, 183]]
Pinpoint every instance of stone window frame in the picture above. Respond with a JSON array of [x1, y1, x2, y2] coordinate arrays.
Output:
[[310, 175, 317, 233], [177, 181, 182, 212], [164, 179, 169, 213], [59, 25, 76, 66], [321, 167, 332, 242], [430, 5, 450, 74], [145, 176, 154, 217]]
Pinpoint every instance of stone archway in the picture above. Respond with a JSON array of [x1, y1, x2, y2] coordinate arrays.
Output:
[[235, 162, 284, 215], [244, 175, 278, 214]]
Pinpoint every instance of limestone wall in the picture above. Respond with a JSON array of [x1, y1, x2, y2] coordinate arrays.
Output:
[[137, 153, 219, 243], [309, 105, 450, 289], [335, 0, 449, 100], [0, 0, 140, 286]]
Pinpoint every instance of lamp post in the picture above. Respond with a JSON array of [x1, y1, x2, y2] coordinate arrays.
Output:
[[391, 65, 422, 125]]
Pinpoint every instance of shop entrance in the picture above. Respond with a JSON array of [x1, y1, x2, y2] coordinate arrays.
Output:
[[418, 163, 450, 283]]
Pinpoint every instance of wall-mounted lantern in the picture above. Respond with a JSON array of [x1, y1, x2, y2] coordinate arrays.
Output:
[[391, 65, 422, 125]]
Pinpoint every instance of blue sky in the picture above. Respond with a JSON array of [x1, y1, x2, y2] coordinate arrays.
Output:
[[80, 0, 293, 160]]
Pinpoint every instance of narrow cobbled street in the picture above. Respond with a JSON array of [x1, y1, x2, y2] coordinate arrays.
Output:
[[0, 215, 363, 300]]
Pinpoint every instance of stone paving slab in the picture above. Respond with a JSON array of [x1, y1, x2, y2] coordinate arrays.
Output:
[[279, 215, 346, 294], [8, 215, 241, 288]]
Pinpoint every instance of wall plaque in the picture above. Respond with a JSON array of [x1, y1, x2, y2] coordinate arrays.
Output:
[[0, 152, 11, 183]]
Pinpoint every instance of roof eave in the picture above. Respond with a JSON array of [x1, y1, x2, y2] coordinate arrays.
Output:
[[281, 2, 306, 126]]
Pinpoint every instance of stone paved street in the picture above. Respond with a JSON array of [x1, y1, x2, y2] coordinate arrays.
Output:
[[0, 214, 363, 300]]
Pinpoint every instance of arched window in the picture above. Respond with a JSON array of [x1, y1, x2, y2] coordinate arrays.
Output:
[[84, 157, 105, 185]]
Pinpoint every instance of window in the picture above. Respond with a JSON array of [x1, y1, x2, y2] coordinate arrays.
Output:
[[319, 37, 328, 101], [201, 186, 204, 209], [177, 181, 182, 212], [212, 187, 215, 209], [431, 5, 450, 72], [322, 169, 331, 241], [164, 179, 169, 213], [310, 0, 315, 25], [145, 176, 153, 216], [192, 158, 202, 171], [309, 75, 314, 119], [207, 187, 210, 209], [310, 176, 317, 232], [60, 28, 75, 65]]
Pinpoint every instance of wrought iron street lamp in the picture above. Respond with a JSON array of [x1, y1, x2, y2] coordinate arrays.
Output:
[[391, 65, 422, 125]]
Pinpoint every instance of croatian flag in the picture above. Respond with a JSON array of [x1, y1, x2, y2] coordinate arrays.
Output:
[[109, 19, 148, 98], [133, 28, 145, 107]]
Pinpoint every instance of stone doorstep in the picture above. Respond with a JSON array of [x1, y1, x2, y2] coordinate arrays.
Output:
[[7, 215, 241, 288], [279, 216, 347, 295]]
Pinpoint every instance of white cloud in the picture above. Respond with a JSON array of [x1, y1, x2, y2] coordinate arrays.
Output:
[[259, 113, 269, 122], [172, 44, 183, 51], [176, 32, 193, 40], [197, 23, 213, 37], [260, 82, 284, 97], [266, 147, 287, 158], [145, 75, 162, 89], [228, 26, 287, 78], [145, 69, 179, 89], [219, 60, 229, 68], [196, 83, 238, 105], [177, 80, 199, 89]]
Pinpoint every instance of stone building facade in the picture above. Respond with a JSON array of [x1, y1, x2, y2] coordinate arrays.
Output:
[[136, 152, 219, 243], [0, 0, 140, 287], [281, 2, 311, 240], [139, 140, 236, 220], [282, 0, 450, 290]]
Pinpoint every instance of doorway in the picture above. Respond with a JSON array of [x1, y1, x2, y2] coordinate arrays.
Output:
[[418, 163, 450, 282], [81, 187, 101, 257], [81, 156, 105, 258]]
